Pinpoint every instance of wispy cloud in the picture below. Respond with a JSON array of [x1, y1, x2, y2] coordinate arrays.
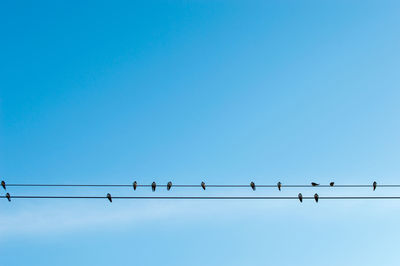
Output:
[[1, 195, 399, 240], [0, 199, 272, 239]]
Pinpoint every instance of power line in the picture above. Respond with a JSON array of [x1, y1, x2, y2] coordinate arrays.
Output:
[[4, 183, 398, 188], [2, 195, 400, 200]]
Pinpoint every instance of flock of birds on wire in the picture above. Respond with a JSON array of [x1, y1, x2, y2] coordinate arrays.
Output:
[[1, 180, 380, 203]]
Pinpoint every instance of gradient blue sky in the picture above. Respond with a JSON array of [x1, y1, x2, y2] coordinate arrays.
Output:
[[1, 1, 400, 265]]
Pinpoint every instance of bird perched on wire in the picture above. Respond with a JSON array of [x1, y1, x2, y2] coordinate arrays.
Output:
[[133, 181, 137, 191], [373, 181, 377, 191], [6, 193, 10, 202], [311, 182, 319, 187], [298, 193, 303, 203], [277, 182, 282, 191], [314, 193, 319, 203], [330, 182, 334, 187], [201, 182, 206, 190], [1, 180, 5, 190], [250, 182, 256, 191], [107, 193, 112, 202], [167, 181, 172, 191], [152, 182, 156, 192]]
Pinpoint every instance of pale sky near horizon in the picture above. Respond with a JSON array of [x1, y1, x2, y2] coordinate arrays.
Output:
[[1, 1, 400, 265]]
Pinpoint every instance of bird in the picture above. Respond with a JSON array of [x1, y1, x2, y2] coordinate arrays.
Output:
[[250, 182, 256, 191], [6, 193, 10, 202], [314, 193, 319, 203], [201, 182, 206, 190], [373, 181, 377, 191], [311, 182, 319, 187], [167, 181, 172, 191], [330, 182, 334, 187], [107, 193, 112, 202], [277, 182, 282, 191], [1, 180, 5, 190], [152, 182, 156, 192], [298, 193, 303, 203], [133, 181, 137, 191]]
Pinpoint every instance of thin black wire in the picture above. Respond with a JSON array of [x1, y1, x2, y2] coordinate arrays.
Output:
[[5, 184, 400, 188], [2, 196, 400, 200]]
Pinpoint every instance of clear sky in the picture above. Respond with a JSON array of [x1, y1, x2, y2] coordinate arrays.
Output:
[[1, 1, 400, 265]]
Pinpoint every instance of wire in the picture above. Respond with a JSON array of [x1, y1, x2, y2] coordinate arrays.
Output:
[[2, 196, 400, 200], [4, 183, 399, 188]]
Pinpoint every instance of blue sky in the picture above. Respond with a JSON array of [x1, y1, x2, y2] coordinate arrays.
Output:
[[1, 1, 400, 265]]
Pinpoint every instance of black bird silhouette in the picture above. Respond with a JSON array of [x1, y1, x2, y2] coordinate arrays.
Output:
[[298, 193, 303, 203], [167, 181, 172, 191], [314, 193, 319, 203], [250, 182, 256, 191], [330, 182, 334, 187], [133, 181, 137, 191], [107, 193, 112, 202], [6, 193, 10, 202], [277, 182, 282, 191], [152, 182, 156, 192], [311, 182, 319, 187], [373, 181, 377, 191], [1, 180, 5, 190], [201, 182, 206, 190]]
